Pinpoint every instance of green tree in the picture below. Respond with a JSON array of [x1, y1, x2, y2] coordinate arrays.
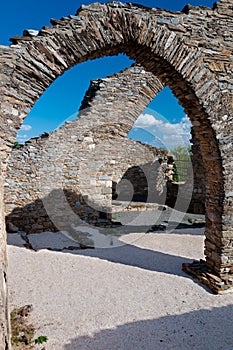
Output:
[[171, 145, 192, 182]]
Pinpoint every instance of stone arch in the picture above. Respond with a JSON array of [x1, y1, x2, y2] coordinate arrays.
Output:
[[0, 1, 232, 346]]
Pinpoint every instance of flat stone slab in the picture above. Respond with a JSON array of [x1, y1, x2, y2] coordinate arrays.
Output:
[[27, 231, 81, 251], [7, 231, 82, 251], [7, 233, 26, 248]]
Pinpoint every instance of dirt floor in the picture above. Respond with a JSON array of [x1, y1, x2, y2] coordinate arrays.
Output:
[[7, 227, 233, 350]]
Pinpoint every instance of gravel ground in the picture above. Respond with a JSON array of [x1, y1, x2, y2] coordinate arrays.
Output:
[[7, 229, 233, 350]]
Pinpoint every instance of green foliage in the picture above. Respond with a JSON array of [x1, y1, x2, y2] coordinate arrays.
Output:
[[13, 141, 22, 149], [11, 306, 48, 349], [170, 145, 192, 182], [171, 145, 191, 159], [11, 307, 34, 348], [173, 163, 179, 182], [35, 336, 48, 344], [112, 213, 120, 221]]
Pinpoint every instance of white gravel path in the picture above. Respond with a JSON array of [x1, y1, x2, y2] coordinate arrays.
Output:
[[7, 230, 233, 350]]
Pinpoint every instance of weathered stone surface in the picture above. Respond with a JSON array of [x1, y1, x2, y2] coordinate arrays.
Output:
[[4, 65, 170, 232], [5, 64, 205, 234], [0, 0, 233, 347]]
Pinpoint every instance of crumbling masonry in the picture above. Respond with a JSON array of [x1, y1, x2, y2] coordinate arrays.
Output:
[[0, 1, 233, 347], [4, 64, 205, 233]]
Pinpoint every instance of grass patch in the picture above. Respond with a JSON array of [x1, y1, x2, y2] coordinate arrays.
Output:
[[11, 305, 48, 349]]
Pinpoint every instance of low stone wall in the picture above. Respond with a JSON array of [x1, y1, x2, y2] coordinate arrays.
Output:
[[5, 120, 205, 234], [5, 118, 169, 232]]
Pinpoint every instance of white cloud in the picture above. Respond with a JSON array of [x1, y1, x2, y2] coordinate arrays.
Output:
[[16, 134, 29, 144], [20, 124, 32, 131], [132, 113, 192, 150], [134, 113, 163, 127]]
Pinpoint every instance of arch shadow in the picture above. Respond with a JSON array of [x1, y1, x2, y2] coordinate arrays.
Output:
[[64, 305, 233, 350]]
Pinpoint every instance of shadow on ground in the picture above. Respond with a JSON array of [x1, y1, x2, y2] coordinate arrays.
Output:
[[64, 305, 233, 350], [71, 244, 194, 278], [7, 230, 205, 286]]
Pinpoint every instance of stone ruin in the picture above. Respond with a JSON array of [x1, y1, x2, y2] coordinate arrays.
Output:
[[4, 64, 168, 233], [0, 0, 232, 347], [5, 64, 205, 234]]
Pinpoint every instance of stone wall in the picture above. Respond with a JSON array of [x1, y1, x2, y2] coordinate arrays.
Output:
[[6, 123, 206, 233], [5, 124, 169, 232], [5, 65, 171, 233], [5, 64, 206, 233], [82, 66, 206, 214]]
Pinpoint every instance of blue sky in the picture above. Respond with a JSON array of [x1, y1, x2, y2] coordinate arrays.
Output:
[[0, 0, 215, 146]]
